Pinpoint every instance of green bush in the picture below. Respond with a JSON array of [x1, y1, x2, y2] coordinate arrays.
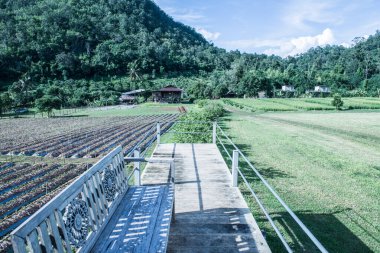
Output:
[[331, 94, 344, 110], [172, 101, 224, 143], [195, 99, 208, 108]]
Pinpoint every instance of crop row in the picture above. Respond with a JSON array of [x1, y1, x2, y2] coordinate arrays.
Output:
[[0, 164, 88, 219], [0, 114, 178, 158], [224, 97, 380, 111], [0, 163, 89, 247], [0, 180, 73, 252]]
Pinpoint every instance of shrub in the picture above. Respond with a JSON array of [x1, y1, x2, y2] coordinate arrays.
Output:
[[173, 100, 224, 143], [195, 99, 208, 108], [331, 94, 344, 110]]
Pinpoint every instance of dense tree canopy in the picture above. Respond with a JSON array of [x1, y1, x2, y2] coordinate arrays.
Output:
[[0, 0, 379, 109]]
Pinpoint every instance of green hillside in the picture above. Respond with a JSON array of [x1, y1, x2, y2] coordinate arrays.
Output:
[[0, 0, 379, 112]]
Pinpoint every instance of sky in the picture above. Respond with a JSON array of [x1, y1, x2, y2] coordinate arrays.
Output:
[[153, 0, 380, 57]]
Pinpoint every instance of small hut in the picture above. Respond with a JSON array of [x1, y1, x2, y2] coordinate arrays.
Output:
[[152, 85, 182, 103], [274, 85, 295, 98], [314, 85, 331, 93], [258, 91, 267, 98], [119, 89, 146, 104], [281, 85, 295, 92]]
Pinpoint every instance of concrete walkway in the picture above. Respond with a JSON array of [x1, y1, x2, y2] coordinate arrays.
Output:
[[142, 143, 271, 253]]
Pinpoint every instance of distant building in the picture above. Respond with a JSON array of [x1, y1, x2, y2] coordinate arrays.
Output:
[[258, 91, 267, 98], [152, 85, 182, 103], [224, 90, 237, 98], [274, 85, 295, 98], [314, 85, 331, 93], [119, 89, 146, 103], [281, 85, 295, 92]]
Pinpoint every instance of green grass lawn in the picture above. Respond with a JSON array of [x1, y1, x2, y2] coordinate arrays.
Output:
[[226, 97, 380, 111], [219, 110, 380, 252]]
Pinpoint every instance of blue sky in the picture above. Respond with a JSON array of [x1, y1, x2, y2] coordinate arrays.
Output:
[[153, 0, 380, 57]]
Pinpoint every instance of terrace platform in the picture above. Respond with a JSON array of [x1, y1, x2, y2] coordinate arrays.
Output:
[[144, 143, 271, 253]]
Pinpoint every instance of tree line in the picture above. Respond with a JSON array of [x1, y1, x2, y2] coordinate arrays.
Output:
[[0, 0, 379, 113]]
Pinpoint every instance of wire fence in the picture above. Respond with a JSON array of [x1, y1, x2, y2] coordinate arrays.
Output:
[[215, 123, 328, 253]]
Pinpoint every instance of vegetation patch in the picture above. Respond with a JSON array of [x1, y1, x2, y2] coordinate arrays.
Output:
[[171, 100, 224, 143], [219, 111, 380, 252]]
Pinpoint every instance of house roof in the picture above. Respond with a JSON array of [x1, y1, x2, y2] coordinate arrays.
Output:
[[120, 95, 136, 100], [157, 85, 182, 92], [121, 89, 146, 95]]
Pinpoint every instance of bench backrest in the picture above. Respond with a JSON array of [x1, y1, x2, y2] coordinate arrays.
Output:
[[11, 146, 127, 253]]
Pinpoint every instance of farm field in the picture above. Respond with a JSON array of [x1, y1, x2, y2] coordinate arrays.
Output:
[[0, 162, 90, 251], [0, 112, 180, 251], [70, 103, 191, 117], [220, 110, 380, 252], [224, 97, 380, 112], [0, 114, 177, 159]]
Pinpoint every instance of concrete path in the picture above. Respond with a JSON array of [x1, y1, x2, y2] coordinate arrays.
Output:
[[143, 143, 271, 253]]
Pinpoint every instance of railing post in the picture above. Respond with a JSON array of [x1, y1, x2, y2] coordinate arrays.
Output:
[[232, 150, 238, 187], [134, 149, 141, 186], [170, 161, 175, 222], [157, 122, 161, 145], [212, 122, 217, 144]]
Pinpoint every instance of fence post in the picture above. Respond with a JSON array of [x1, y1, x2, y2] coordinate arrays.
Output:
[[232, 150, 238, 187], [134, 149, 141, 186], [212, 122, 217, 144], [157, 122, 161, 145]]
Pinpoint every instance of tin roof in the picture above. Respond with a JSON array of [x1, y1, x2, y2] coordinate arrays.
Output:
[[121, 89, 146, 95], [157, 85, 182, 92]]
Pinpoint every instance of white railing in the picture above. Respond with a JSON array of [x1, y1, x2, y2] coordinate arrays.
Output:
[[157, 120, 328, 252], [11, 146, 127, 253], [215, 123, 329, 253], [11, 142, 176, 253]]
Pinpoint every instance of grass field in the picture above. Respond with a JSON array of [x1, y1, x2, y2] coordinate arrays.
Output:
[[220, 110, 380, 252], [225, 97, 380, 112], [70, 103, 191, 117]]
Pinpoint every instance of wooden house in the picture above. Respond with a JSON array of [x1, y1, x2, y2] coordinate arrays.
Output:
[[152, 85, 182, 103], [119, 89, 146, 103]]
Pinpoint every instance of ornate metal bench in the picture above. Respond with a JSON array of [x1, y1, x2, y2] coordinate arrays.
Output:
[[11, 146, 175, 253]]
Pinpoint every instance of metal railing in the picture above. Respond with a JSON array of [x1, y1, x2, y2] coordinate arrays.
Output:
[[153, 119, 327, 252], [214, 123, 328, 253]]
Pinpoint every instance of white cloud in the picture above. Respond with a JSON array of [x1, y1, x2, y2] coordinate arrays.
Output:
[[283, 0, 343, 30], [161, 7, 204, 23], [221, 28, 335, 57], [196, 28, 221, 41], [340, 42, 351, 48]]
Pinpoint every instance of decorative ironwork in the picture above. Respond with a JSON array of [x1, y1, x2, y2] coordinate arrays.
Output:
[[63, 199, 89, 248], [102, 168, 117, 202]]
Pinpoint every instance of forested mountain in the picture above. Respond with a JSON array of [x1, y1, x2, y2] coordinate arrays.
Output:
[[0, 0, 379, 111], [0, 0, 229, 80]]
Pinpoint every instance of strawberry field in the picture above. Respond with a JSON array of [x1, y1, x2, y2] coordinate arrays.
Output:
[[0, 113, 179, 251], [0, 114, 178, 158]]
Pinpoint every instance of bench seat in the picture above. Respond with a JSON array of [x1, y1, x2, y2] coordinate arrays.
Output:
[[91, 185, 174, 253]]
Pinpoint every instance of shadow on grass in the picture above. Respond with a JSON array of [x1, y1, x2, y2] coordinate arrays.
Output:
[[214, 124, 374, 252], [216, 139, 293, 181], [256, 208, 373, 253]]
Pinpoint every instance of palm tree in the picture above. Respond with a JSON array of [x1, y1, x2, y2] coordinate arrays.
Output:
[[128, 61, 141, 81]]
